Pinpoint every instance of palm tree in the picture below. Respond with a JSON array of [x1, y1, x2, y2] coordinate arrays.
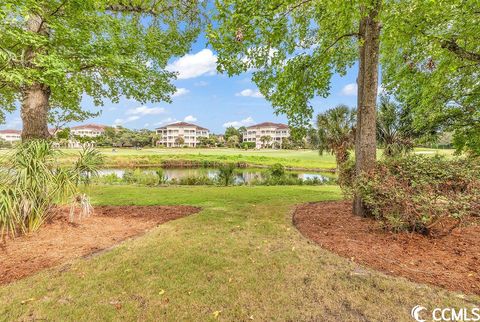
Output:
[[317, 105, 356, 168], [260, 135, 272, 148], [377, 95, 414, 157]]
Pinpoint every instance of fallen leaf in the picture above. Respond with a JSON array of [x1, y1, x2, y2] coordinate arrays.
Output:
[[158, 289, 165, 295], [212, 310, 222, 318]]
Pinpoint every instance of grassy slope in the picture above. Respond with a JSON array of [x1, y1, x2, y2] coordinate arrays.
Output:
[[0, 185, 475, 321]]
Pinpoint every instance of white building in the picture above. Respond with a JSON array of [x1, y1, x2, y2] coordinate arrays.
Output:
[[0, 129, 21, 144], [243, 122, 290, 148], [156, 122, 210, 147], [70, 124, 106, 137], [69, 124, 106, 148]]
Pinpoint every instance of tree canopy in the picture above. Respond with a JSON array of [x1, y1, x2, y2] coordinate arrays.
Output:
[[0, 0, 203, 134], [379, 0, 479, 155], [208, 0, 479, 153]]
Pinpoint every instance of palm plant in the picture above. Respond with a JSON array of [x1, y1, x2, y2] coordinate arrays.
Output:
[[217, 163, 237, 186], [377, 95, 415, 157], [260, 135, 272, 148], [317, 105, 356, 168], [0, 140, 103, 238]]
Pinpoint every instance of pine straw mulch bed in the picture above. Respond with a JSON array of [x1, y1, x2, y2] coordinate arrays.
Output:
[[293, 200, 480, 295], [0, 205, 201, 285]]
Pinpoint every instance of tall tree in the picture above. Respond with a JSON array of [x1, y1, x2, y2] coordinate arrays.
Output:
[[381, 0, 480, 156], [0, 0, 203, 140], [209, 0, 381, 215]]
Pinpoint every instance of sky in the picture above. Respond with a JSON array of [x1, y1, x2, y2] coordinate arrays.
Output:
[[1, 34, 359, 135]]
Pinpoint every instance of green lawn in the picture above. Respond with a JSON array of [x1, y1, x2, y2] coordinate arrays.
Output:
[[64, 148, 339, 170], [0, 147, 456, 170], [0, 185, 475, 321], [57, 147, 457, 170]]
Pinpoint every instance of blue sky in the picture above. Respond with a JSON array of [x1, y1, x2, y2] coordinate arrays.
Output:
[[1, 34, 359, 134]]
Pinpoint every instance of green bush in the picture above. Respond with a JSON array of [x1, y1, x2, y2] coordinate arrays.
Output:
[[268, 163, 285, 178], [122, 169, 160, 186], [98, 173, 122, 185], [354, 155, 480, 233], [0, 141, 102, 237], [178, 175, 214, 185], [217, 163, 237, 186]]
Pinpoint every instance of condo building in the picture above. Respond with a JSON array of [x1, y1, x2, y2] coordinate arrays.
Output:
[[243, 122, 290, 148], [0, 129, 21, 143], [69, 124, 107, 148], [156, 122, 210, 147], [70, 124, 106, 137]]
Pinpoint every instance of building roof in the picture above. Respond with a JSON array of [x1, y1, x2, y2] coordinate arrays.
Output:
[[0, 129, 21, 134], [71, 124, 107, 131], [246, 122, 289, 130], [156, 122, 209, 131]]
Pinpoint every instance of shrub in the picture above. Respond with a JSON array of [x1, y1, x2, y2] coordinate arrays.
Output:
[[337, 158, 355, 194], [155, 169, 169, 184], [0, 141, 102, 237], [268, 163, 285, 178], [98, 173, 122, 185], [241, 142, 256, 149], [354, 155, 480, 234], [122, 169, 159, 186], [217, 163, 237, 186], [178, 175, 214, 185]]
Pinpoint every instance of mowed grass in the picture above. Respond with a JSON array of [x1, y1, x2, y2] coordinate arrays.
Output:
[[63, 148, 339, 170], [49, 147, 456, 170], [0, 147, 456, 170], [0, 185, 476, 321]]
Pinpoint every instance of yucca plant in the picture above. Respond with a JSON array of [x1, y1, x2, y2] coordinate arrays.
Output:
[[0, 140, 103, 238]]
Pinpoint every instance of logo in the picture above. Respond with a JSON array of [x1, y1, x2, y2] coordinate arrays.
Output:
[[411, 305, 427, 322], [410, 305, 480, 321]]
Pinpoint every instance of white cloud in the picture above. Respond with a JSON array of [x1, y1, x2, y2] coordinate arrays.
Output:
[[172, 88, 189, 97], [341, 83, 357, 96], [126, 105, 167, 116], [166, 49, 217, 79], [194, 81, 208, 87], [235, 88, 264, 98], [223, 116, 255, 128], [184, 115, 197, 122], [154, 117, 177, 126], [114, 115, 140, 125]]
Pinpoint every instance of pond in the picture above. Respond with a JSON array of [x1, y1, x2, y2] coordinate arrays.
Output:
[[97, 168, 335, 184]]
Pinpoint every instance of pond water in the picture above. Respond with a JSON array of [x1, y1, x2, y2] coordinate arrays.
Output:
[[97, 168, 335, 184]]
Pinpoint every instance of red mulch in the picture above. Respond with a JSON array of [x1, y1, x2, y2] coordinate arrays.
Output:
[[0, 205, 200, 285], [293, 201, 480, 295]]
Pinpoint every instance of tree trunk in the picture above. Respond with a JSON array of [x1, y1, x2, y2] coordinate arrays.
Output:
[[353, 3, 381, 216], [21, 84, 51, 141], [20, 14, 51, 141]]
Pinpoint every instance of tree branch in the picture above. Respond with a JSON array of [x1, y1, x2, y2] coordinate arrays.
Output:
[[281, 0, 315, 17], [105, 3, 175, 16], [321, 32, 360, 55], [441, 39, 480, 63]]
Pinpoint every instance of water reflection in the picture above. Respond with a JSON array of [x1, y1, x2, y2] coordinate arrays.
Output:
[[98, 168, 333, 184]]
